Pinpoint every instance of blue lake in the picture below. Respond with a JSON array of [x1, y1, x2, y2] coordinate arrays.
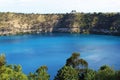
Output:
[[0, 33, 120, 79]]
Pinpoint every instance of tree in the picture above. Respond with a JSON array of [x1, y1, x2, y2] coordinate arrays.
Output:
[[0, 54, 6, 66], [31, 66, 50, 80], [28, 66, 50, 80], [13, 64, 22, 72], [115, 70, 120, 80], [65, 53, 88, 80], [66, 52, 88, 70], [28, 72, 36, 80], [95, 65, 115, 80], [84, 69, 96, 80], [0, 65, 28, 80], [54, 66, 79, 80], [55, 52, 88, 80], [0, 54, 28, 80]]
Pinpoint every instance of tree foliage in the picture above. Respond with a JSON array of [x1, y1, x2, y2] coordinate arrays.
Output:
[[95, 65, 115, 80], [28, 66, 50, 80], [0, 53, 120, 80], [55, 52, 88, 80], [0, 54, 6, 66], [84, 69, 96, 80], [54, 66, 79, 80], [66, 52, 88, 69]]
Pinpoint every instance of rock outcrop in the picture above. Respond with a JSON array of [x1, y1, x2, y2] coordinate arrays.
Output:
[[0, 12, 120, 36]]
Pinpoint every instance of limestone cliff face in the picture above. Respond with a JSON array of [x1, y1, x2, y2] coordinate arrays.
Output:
[[0, 13, 61, 35], [0, 12, 120, 35]]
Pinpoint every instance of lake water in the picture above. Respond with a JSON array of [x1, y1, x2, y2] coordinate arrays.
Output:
[[0, 33, 120, 79]]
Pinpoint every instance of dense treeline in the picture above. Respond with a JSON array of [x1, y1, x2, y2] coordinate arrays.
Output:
[[0, 12, 120, 35], [0, 53, 120, 80]]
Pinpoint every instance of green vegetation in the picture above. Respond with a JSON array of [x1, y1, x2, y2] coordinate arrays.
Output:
[[0, 12, 120, 35], [0, 54, 50, 80], [28, 66, 50, 80], [0, 54, 28, 80], [54, 52, 120, 80], [54, 66, 79, 80], [0, 53, 120, 80], [54, 52, 88, 80]]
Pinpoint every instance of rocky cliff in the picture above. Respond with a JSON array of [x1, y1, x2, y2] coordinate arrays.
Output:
[[0, 12, 120, 36]]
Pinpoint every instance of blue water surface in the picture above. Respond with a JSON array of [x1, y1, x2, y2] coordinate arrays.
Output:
[[0, 33, 120, 79]]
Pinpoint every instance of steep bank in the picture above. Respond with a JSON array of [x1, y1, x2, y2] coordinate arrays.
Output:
[[0, 12, 120, 35]]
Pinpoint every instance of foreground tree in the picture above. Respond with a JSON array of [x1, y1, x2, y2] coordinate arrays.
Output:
[[55, 52, 88, 80], [1, 53, 120, 80], [28, 72, 36, 80], [54, 66, 79, 80], [84, 69, 96, 80], [0, 65, 28, 80], [28, 66, 50, 80], [0, 54, 6, 66], [66, 52, 88, 79], [115, 70, 120, 80], [36, 66, 50, 80], [66, 52, 88, 69], [95, 65, 115, 80], [0, 54, 28, 80]]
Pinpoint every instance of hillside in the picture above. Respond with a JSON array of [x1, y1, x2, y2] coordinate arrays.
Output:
[[0, 12, 120, 35]]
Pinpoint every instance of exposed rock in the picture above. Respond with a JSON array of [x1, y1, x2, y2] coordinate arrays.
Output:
[[0, 12, 120, 36]]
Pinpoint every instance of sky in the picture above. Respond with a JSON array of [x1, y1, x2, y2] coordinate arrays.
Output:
[[0, 0, 120, 13]]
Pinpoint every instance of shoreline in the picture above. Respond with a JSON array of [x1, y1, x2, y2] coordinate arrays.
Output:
[[0, 31, 120, 37]]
